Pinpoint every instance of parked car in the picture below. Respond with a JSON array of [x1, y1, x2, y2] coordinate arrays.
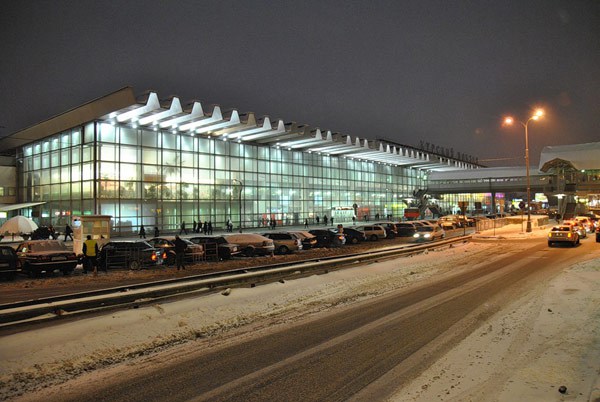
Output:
[[189, 236, 241, 260], [0, 246, 19, 279], [288, 231, 318, 249], [438, 215, 461, 230], [147, 237, 205, 265], [261, 232, 303, 254], [224, 233, 275, 257], [395, 223, 419, 241], [98, 241, 165, 270], [337, 227, 367, 244], [415, 225, 445, 242], [15, 239, 79, 276], [308, 229, 346, 247], [548, 225, 579, 247], [372, 222, 398, 239], [352, 225, 387, 241]]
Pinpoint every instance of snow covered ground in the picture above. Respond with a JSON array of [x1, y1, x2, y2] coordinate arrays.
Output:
[[1, 223, 599, 401]]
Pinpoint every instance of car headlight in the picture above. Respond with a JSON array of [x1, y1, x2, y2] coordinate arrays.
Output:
[[413, 233, 420, 238], [424, 233, 431, 238]]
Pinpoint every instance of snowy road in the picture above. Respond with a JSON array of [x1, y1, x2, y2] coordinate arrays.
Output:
[[2, 225, 599, 401]]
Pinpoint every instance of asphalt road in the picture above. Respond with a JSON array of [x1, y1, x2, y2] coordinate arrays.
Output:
[[53, 238, 595, 402]]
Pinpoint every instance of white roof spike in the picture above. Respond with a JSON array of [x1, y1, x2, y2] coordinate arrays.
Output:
[[386, 144, 391, 153], [363, 139, 369, 148], [379, 143, 384, 152], [326, 130, 333, 141], [138, 96, 183, 125], [355, 137, 361, 147], [117, 92, 161, 122], [346, 136, 352, 145], [315, 129, 323, 140]]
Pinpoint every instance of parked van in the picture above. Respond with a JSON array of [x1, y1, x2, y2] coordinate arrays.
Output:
[[353, 225, 387, 241]]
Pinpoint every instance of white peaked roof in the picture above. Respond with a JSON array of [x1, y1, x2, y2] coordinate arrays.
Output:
[[538, 142, 600, 171], [100, 91, 477, 172]]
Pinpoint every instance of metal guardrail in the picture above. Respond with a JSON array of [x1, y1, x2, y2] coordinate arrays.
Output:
[[0, 236, 471, 328]]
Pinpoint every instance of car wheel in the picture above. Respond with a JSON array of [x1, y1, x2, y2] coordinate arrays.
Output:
[[166, 253, 176, 266], [128, 260, 142, 270], [351, 237, 359, 244], [370, 234, 378, 241], [277, 245, 289, 254], [62, 268, 72, 275], [243, 247, 255, 257]]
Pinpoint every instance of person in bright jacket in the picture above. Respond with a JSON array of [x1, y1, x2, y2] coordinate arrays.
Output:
[[82, 235, 100, 275]]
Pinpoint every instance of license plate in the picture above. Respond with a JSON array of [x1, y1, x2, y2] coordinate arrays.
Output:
[[52, 256, 67, 261]]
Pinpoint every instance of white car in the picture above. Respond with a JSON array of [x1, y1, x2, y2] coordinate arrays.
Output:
[[353, 225, 387, 241], [415, 225, 445, 241], [224, 233, 275, 256]]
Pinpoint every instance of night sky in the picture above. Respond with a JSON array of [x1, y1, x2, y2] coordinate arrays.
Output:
[[1, 0, 598, 166]]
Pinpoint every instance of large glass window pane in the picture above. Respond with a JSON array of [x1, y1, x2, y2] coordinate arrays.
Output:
[[142, 148, 157, 164], [40, 155, 49, 169], [120, 127, 138, 145], [161, 132, 177, 149], [99, 162, 117, 180], [51, 151, 60, 167], [99, 144, 116, 161], [82, 162, 94, 181], [181, 135, 194, 152], [98, 123, 115, 143], [120, 146, 138, 163], [141, 130, 157, 148], [181, 152, 195, 167]]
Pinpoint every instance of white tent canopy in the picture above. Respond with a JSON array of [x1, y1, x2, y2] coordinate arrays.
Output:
[[0, 216, 38, 234]]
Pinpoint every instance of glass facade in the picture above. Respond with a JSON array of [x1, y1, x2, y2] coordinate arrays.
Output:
[[18, 121, 425, 235]]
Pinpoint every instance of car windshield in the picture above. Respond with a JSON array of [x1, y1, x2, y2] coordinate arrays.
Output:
[[417, 226, 433, 232], [27, 241, 67, 252]]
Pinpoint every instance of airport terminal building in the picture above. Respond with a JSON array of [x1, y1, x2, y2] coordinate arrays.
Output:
[[0, 87, 477, 234]]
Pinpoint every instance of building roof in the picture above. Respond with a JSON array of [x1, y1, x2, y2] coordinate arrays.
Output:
[[97, 91, 476, 172], [428, 166, 547, 181], [1, 88, 482, 172], [538, 142, 600, 171]]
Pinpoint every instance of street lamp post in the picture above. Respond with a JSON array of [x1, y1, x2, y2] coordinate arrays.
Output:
[[232, 179, 244, 233], [504, 109, 544, 233]]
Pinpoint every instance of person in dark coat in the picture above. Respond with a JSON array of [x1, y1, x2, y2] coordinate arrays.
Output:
[[139, 224, 146, 239], [207, 221, 213, 235], [304, 219, 309, 229], [323, 215, 328, 225], [174, 235, 187, 270], [64, 224, 73, 241], [154, 226, 160, 237], [202, 221, 208, 234], [192, 220, 197, 233], [179, 221, 188, 235]]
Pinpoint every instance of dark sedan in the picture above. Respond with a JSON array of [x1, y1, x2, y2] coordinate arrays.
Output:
[[15, 240, 79, 276], [337, 227, 366, 244], [0, 246, 19, 279], [98, 241, 165, 270], [189, 236, 242, 260], [147, 237, 205, 265], [308, 229, 346, 247]]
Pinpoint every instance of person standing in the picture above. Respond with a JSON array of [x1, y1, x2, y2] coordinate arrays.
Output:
[[304, 218, 309, 229], [174, 235, 187, 270], [323, 215, 328, 225], [64, 224, 73, 241], [180, 221, 188, 235], [202, 221, 208, 235], [330, 216, 334, 226], [208, 221, 213, 235], [192, 220, 197, 233], [352, 216, 356, 225], [82, 235, 99, 276], [139, 224, 146, 239], [154, 226, 160, 237]]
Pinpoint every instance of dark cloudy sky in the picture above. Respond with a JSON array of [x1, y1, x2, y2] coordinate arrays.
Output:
[[1, 0, 598, 166]]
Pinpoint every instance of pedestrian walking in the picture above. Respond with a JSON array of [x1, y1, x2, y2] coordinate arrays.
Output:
[[304, 218, 309, 229], [179, 221, 188, 235], [196, 219, 201, 233], [154, 226, 160, 237], [49, 225, 57, 240], [207, 221, 213, 235], [64, 224, 73, 241], [330, 216, 334, 226], [271, 219, 276, 230], [202, 221, 208, 234], [82, 235, 100, 275], [352, 216, 356, 225], [316, 216, 320, 225], [139, 224, 146, 239], [226, 219, 233, 232], [192, 220, 197, 233], [323, 215, 328, 225], [174, 235, 187, 270]]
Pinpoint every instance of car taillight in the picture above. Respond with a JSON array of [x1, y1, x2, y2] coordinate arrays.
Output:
[[162, 251, 167, 259], [567, 233, 572, 238], [151, 253, 157, 261]]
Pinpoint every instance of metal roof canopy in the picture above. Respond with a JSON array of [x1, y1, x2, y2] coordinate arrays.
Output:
[[99, 91, 475, 172]]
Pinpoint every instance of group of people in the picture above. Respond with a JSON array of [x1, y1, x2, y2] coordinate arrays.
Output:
[[138, 225, 160, 239], [190, 220, 213, 235]]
